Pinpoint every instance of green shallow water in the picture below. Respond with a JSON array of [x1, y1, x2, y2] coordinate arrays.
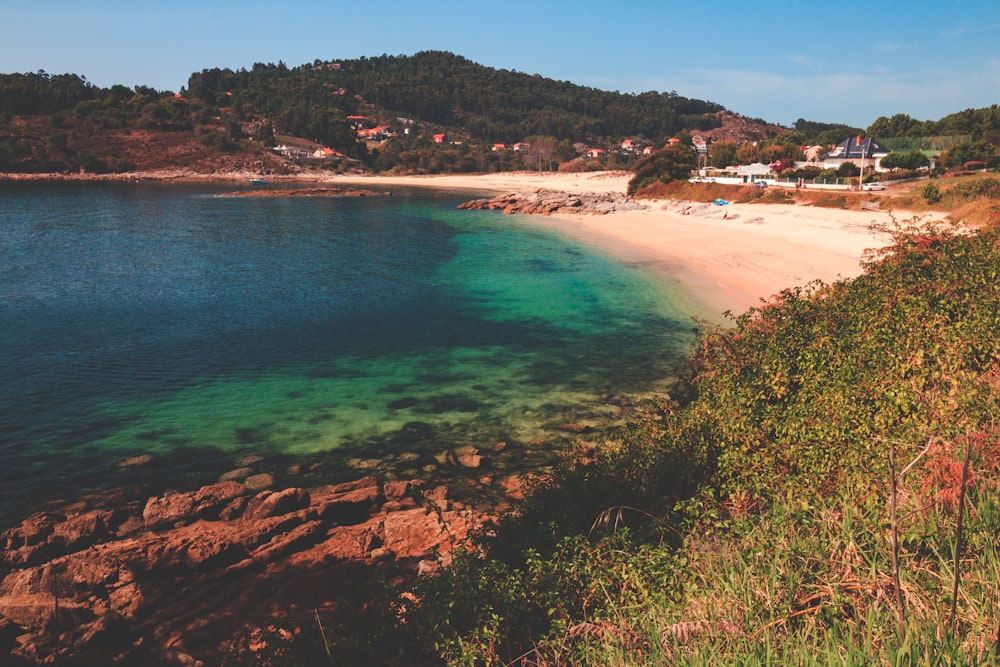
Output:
[[0, 182, 708, 520]]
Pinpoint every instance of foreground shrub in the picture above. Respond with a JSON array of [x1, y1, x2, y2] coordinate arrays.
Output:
[[683, 218, 1000, 504]]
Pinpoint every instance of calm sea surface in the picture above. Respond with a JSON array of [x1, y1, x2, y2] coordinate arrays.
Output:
[[0, 181, 703, 521]]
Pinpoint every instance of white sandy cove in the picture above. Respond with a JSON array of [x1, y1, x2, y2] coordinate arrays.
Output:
[[324, 171, 936, 319]]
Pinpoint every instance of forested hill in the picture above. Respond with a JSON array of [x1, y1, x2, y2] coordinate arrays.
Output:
[[0, 52, 729, 174], [186, 51, 726, 147], [2, 51, 998, 176]]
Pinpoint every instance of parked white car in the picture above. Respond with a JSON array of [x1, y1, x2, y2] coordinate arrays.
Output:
[[688, 176, 714, 183], [862, 182, 886, 191]]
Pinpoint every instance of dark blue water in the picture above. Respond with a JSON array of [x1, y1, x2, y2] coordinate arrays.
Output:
[[0, 181, 700, 521]]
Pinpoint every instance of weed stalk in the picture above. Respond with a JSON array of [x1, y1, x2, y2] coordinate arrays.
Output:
[[948, 438, 972, 636]]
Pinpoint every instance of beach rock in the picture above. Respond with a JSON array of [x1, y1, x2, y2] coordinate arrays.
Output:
[[561, 422, 595, 434], [117, 454, 154, 468], [458, 189, 646, 216], [383, 480, 410, 500], [244, 487, 311, 520], [142, 481, 247, 530], [0, 474, 492, 664], [51, 510, 110, 552], [1, 514, 58, 568], [1, 510, 112, 568], [382, 509, 451, 561]]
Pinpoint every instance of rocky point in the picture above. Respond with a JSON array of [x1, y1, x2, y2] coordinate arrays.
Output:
[[0, 476, 491, 665]]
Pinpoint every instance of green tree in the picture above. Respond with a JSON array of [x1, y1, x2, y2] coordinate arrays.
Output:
[[880, 149, 930, 171], [813, 127, 864, 147], [627, 143, 696, 195], [554, 138, 577, 163], [921, 182, 941, 203], [522, 135, 558, 171], [253, 120, 276, 146], [837, 161, 860, 177], [940, 139, 997, 168], [736, 142, 761, 165], [867, 113, 921, 137], [708, 141, 738, 169]]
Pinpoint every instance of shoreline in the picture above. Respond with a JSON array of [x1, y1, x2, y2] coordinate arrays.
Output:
[[2, 168, 924, 316], [322, 171, 925, 317]]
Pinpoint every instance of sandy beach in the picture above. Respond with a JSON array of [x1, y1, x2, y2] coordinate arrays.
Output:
[[324, 170, 930, 318]]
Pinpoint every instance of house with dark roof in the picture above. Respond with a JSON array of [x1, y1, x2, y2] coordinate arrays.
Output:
[[821, 136, 890, 171]]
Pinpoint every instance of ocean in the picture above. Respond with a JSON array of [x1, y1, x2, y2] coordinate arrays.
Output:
[[0, 181, 701, 522]]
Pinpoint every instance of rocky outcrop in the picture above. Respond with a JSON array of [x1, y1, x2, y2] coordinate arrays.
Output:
[[0, 476, 486, 665], [458, 189, 647, 216]]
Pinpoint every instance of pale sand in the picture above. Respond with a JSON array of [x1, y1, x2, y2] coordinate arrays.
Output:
[[323, 171, 937, 318]]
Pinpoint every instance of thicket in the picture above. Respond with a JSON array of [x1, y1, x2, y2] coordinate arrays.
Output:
[[792, 119, 865, 146], [0, 72, 233, 172], [627, 143, 699, 194], [282, 219, 1000, 665], [868, 107, 1000, 139]]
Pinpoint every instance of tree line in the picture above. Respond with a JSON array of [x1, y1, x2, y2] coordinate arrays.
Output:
[[184, 51, 726, 150]]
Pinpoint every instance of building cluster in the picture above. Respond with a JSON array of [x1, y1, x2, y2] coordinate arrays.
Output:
[[270, 144, 343, 161]]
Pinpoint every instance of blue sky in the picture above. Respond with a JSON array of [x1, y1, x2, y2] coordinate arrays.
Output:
[[2, 0, 998, 129]]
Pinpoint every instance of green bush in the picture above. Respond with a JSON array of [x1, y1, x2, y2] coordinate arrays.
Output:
[[922, 181, 942, 203]]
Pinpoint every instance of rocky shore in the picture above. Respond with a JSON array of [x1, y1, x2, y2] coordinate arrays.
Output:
[[457, 189, 647, 215], [0, 475, 502, 664]]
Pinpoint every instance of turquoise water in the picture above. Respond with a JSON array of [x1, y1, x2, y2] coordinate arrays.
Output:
[[0, 182, 700, 520]]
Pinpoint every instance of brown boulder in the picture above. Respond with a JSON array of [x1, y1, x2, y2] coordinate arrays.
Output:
[[142, 481, 247, 530], [314, 476, 380, 524], [382, 508, 457, 560], [243, 487, 311, 520], [51, 510, 110, 552], [0, 474, 490, 664], [383, 479, 410, 500]]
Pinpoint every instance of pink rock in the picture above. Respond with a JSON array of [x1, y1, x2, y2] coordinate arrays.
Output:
[[142, 482, 247, 530], [383, 480, 410, 500], [243, 488, 310, 520], [382, 509, 448, 558]]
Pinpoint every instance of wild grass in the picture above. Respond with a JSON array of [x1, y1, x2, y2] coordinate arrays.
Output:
[[487, 476, 1000, 666]]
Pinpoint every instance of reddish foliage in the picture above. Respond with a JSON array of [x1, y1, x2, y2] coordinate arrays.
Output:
[[919, 432, 993, 512]]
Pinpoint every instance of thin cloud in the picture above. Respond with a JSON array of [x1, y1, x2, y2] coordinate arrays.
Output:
[[783, 54, 815, 67], [873, 41, 912, 53], [942, 21, 1000, 38], [643, 61, 1000, 127]]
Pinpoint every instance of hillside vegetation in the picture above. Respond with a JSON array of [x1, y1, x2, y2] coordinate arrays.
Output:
[[0, 53, 728, 175], [6, 53, 998, 179], [186, 51, 725, 147]]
